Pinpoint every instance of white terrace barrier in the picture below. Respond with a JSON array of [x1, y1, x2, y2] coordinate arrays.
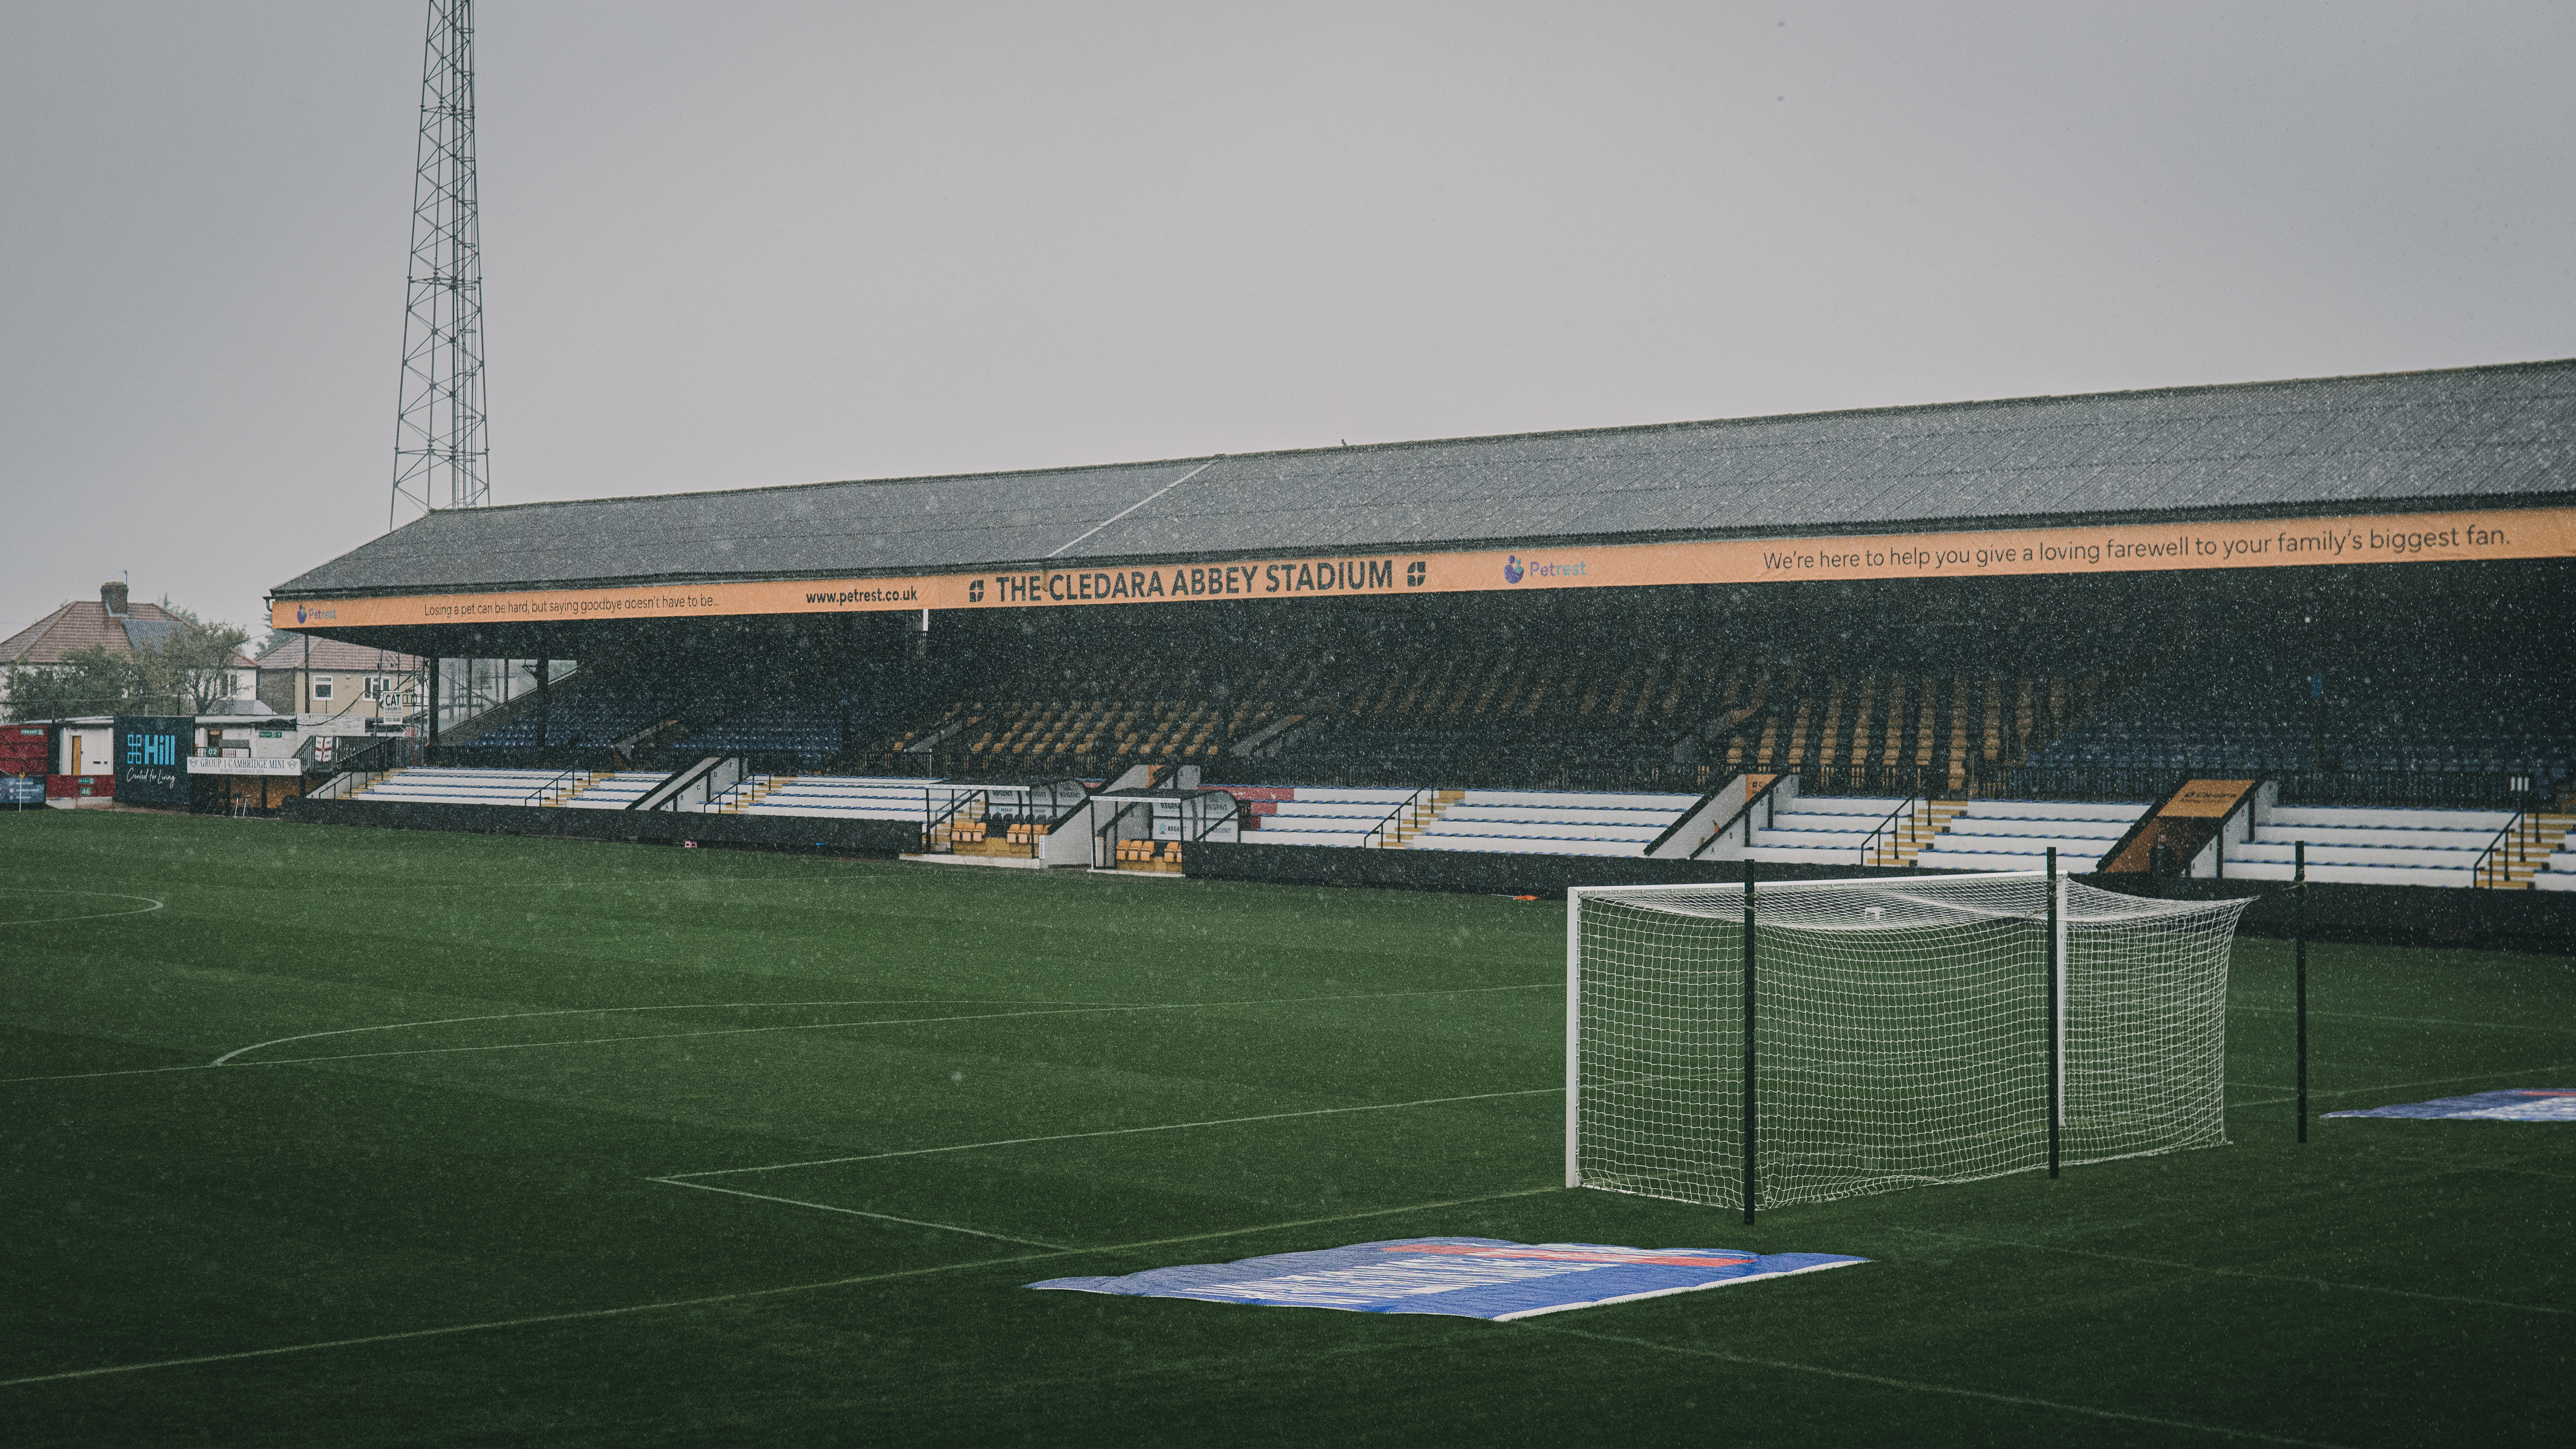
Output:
[[1246, 788, 1420, 848], [2222, 806, 2515, 888], [1743, 795, 1910, 864], [350, 767, 572, 807], [735, 775, 946, 822], [1408, 790, 1699, 858], [558, 771, 672, 809], [1915, 800, 2151, 872]]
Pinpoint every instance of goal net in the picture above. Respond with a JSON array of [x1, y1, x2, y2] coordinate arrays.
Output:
[[1567, 872, 2252, 1211]]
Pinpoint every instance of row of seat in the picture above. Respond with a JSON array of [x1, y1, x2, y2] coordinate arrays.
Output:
[[2031, 664, 2574, 786]]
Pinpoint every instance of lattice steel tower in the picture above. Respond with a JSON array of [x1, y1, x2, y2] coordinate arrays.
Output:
[[390, 0, 490, 528]]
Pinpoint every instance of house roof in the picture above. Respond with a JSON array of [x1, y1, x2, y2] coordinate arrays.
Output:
[[2, 599, 254, 670], [272, 357, 2576, 600], [251, 636, 422, 672]]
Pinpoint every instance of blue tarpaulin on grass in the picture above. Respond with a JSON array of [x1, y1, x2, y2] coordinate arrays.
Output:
[[1028, 1237, 1866, 1321], [2324, 1088, 2576, 1121]]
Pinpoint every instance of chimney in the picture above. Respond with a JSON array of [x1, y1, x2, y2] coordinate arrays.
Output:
[[101, 581, 129, 616]]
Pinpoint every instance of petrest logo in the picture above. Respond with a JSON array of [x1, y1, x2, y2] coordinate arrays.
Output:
[[1504, 555, 1585, 584]]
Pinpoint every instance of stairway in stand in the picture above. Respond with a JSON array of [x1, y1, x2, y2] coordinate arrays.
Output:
[[1885, 801, 1967, 867], [721, 775, 792, 813], [2501, 810, 2576, 888], [1381, 789, 1466, 847]]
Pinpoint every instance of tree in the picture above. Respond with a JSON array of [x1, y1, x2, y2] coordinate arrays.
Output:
[[4, 646, 146, 720], [137, 602, 251, 714], [0, 604, 249, 721]]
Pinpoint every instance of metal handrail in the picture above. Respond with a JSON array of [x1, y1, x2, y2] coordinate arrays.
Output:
[[518, 766, 586, 808], [2470, 810, 2525, 889], [708, 772, 770, 813], [1363, 786, 1432, 849], [1859, 794, 1920, 868]]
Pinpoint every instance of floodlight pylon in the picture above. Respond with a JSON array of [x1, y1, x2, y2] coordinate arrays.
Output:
[[390, 0, 490, 529]]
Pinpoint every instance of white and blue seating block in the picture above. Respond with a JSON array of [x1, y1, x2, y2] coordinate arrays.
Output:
[[2221, 806, 2513, 887], [1916, 800, 2148, 872], [1408, 789, 1700, 859], [1743, 796, 1911, 864], [739, 775, 949, 821]]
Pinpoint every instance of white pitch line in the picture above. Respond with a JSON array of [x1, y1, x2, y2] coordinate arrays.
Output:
[[2231, 1064, 2572, 1110], [1885, 1227, 2566, 1317], [663, 1085, 1564, 1180], [1518, 1325, 2353, 1449], [0, 1185, 1558, 1389], [204, 981, 1555, 1068], [649, 1178, 1070, 1248], [0, 890, 165, 927], [210, 998, 1094, 1065], [5, 982, 1554, 1087], [2233, 1004, 2576, 1037], [0, 1063, 230, 1087]]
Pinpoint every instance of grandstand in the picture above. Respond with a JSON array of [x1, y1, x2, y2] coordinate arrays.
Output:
[[259, 359, 2576, 900]]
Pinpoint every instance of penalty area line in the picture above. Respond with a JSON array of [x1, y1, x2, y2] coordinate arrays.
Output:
[[647, 1178, 1070, 1249], [2231, 1064, 2572, 1110], [0, 1186, 1559, 1390], [1516, 1325, 2354, 1448], [662, 1085, 1563, 1180]]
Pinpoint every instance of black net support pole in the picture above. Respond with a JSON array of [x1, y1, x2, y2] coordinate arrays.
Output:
[[2046, 847, 2061, 1180], [2296, 841, 2309, 1143], [1742, 856, 1757, 1227]]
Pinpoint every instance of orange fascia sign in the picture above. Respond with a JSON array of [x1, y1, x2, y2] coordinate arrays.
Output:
[[273, 504, 2576, 631]]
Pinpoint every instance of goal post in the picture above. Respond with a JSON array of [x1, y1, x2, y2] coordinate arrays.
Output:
[[1566, 871, 2252, 1211]]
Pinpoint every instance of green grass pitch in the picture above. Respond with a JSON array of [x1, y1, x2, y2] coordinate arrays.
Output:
[[3, 811, 2567, 1447]]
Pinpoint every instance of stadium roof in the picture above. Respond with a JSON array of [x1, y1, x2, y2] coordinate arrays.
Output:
[[276, 358, 2576, 599]]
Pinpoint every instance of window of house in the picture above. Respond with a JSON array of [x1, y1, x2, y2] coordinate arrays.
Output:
[[312, 676, 333, 700], [364, 676, 388, 701]]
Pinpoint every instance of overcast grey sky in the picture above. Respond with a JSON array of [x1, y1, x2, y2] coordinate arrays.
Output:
[[4, 2, 2572, 642]]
